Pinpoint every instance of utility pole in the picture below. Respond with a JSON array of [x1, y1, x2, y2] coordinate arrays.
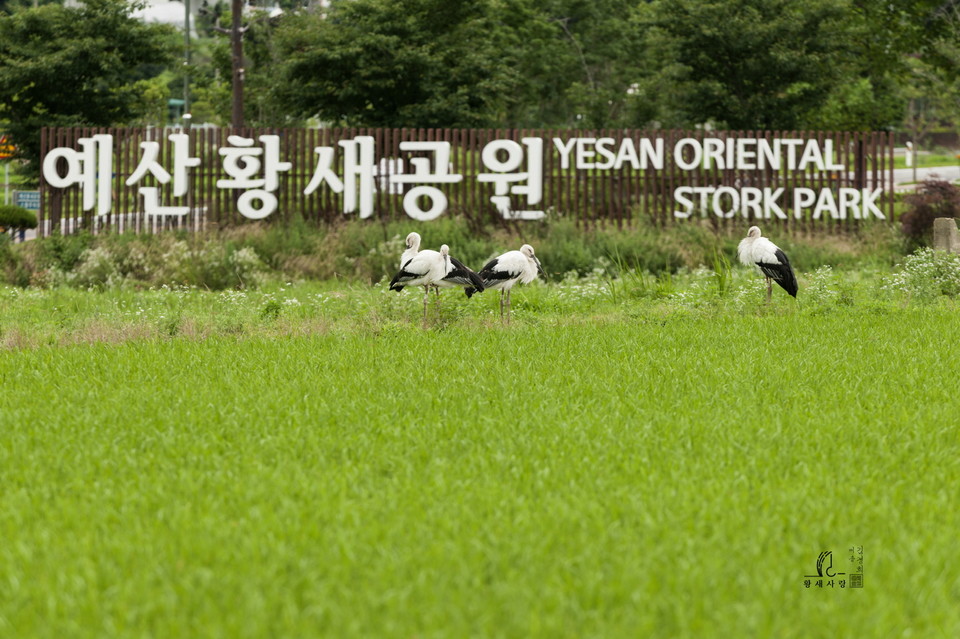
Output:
[[231, 0, 244, 129], [213, 0, 247, 129], [184, 0, 192, 129]]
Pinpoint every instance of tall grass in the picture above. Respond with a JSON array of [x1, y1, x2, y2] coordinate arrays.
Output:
[[1, 217, 907, 290], [711, 248, 732, 296]]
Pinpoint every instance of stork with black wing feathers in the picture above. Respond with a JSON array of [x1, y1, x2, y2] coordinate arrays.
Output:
[[737, 226, 798, 303]]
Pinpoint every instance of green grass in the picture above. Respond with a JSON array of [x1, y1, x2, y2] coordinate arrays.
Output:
[[1, 270, 960, 638], [893, 152, 960, 170]]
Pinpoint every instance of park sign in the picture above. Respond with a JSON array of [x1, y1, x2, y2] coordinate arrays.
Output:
[[37, 127, 894, 234], [14, 190, 40, 211]]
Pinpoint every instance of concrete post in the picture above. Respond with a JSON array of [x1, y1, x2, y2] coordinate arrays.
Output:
[[932, 217, 960, 253]]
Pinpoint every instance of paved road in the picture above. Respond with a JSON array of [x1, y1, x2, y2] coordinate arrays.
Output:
[[894, 165, 960, 188]]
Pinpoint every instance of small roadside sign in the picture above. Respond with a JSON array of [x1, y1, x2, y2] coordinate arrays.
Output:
[[14, 190, 40, 211], [0, 135, 15, 160]]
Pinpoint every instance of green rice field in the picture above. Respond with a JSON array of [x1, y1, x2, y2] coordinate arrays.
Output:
[[1, 264, 959, 637]]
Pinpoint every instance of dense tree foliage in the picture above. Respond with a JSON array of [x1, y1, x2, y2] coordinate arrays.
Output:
[[490, 0, 647, 128], [634, 0, 851, 129], [269, 0, 517, 127], [261, 0, 960, 132], [2, 0, 960, 165], [0, 0, 175, 169]]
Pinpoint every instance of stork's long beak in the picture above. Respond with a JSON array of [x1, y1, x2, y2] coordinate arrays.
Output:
[[536, 259, 547, 280]]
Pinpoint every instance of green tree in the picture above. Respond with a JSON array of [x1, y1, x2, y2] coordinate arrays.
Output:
[[266, 0, 646, 129], [807, 0, 955, 132], [905, 3, 960, 146], [844, 0, 954, 75], [0, 0, 175, 172], [0, 203, 37, 234], [635, 0, 851, 130], [805, 76, 904, 131], [270, 0, 518, 127], [899, 58, 958, 147], [495, 0, 648, 128], [0, 0, 60, 14]]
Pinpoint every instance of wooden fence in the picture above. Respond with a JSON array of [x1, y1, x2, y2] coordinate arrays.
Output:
[[38, 127, 896, 236]]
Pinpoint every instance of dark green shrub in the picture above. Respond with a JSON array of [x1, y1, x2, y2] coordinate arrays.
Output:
[[901, 179, 960, 249], [533, 219, 596, 276], [37, 231, 94, 271], [0, 204, 37, 231], [228, 216, 320, 270]]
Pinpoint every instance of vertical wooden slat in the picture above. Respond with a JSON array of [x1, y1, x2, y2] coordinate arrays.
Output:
[[319, 127, 330, 223], [594, 128, 604, 226], [200, 127, 210, 231], [326, 126, 335, 224], [279, 127, 289, 228], [393, 127, 403, 220], [60, 127, 69, 235], [130, 127, 139, 234], [166, 126, 176, 233], [454, 128, 463, 220], [58, 127, 65, 235], [613, 130, 624, 227], [39, 127, 47, 236], [463, 129, 472, 222], [590, 128, 599, 228], [571, 130, 581, 227], [871, 131, 880, 223], [57, 127, 65, 236], [443, 127, 452, 220], [307, 125, 317, 224], [211, 127, 221, 229], [120, 127, 129, 234], [207, 128, 217, 230], [374, 126, 384, 221], [620, 130, 629, 228], [300, 126, 311, 225], [664, 129, 676, 228], [546, 128, 557, 224], [708, 129, 719, 228], [654, 129, 665, 225], [888, 131, 896, 221], [561, 128, 570, 222], [641, 129, 651, 227], [298, 127, 308, 224], [814, 130, 825, 233], [114, 127, 123, 234], [223, 126, 233, 229], [789, 130, 799, 234], [484, 128, 494, 226], [330, 126, 339, 224]]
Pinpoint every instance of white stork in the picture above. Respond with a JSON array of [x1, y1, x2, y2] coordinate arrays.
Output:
[[737, 226, 798, 302], [389, 244, 483, 323], [465, 244, 545, 323], [399, 231, 421, 269], [435, 247, 485, 298]]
